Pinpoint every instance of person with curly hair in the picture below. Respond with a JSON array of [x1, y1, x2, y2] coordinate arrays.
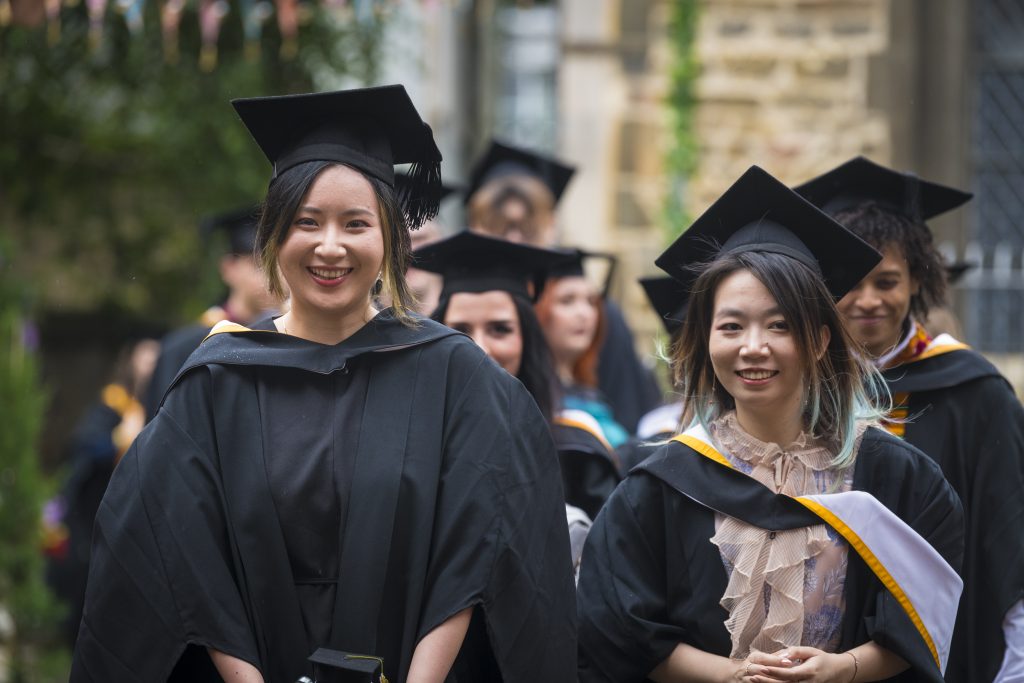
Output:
[[797, 156, 1024, 683]]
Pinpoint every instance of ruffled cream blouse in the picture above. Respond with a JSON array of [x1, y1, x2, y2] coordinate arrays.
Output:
[[708, 412, 865, 659]]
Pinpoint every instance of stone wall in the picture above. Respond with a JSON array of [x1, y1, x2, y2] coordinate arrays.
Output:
[[556, 1, 1024, 393], [691, 0, 892, 211], [559, 0, 675, 368], [558, 0, 896, 366]]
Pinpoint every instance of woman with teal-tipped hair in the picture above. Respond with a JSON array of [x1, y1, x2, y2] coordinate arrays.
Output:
[[577, 166, 964, 683]]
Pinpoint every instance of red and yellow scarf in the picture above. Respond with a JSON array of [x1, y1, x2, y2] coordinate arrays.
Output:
[[879, 324, 933, 438]]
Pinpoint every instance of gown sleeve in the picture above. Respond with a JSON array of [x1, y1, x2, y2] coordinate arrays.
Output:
[[415, 351, 578, 682], [577, 474, 690, 683], [71, 369, 259, 683]]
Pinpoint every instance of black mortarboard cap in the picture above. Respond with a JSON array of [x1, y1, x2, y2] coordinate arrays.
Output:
[[465, 139, 575, 205], [549, 248, 618, 298], [655, 165, 882, 300], [232, 85, 443, 229], [200, 205, 259, 255], [412, 231, 568, 302], [639, 276, 689, 336], [307, 648, 383, 683], [793, 156, 972, 222]]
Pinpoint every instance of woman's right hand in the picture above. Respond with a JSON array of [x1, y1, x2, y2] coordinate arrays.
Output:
[[651, 644, 793, 683], [733, 651, 793, 682]]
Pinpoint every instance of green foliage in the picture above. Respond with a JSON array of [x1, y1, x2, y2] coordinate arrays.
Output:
[[664, 0, 699, 242], [0, 243, 69, 683], [0, 1, 387, 326]]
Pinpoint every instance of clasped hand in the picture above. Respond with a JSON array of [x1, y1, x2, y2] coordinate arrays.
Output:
[[735, 646, 855, 683]]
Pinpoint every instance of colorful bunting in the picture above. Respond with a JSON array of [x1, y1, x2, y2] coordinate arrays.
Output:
[[45, 0, 61, 44], [116, 0, 145, 34], [273, 0, 297, 59], [199, 0, 230, 71], [160, 0, 185, 63], [85, 0, 108, 48], [0, 0, 452, 69], [240, 0, 273, 61]]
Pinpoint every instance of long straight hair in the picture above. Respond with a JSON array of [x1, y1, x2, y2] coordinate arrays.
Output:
[[673, 250, 888, 469], [433, 291, 560, 422], [256, 160, 418, 326]]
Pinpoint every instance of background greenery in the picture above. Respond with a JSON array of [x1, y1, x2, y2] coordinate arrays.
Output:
[[0, 238, 67, 682], [0, 2, 387, 677], [664, 0, 699, 240]]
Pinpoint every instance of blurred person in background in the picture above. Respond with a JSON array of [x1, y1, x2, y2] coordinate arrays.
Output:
[[536, 250, 629, 449], [466, 139, 661, 433], [143, 205, 282, 420], [797, 157, 1024, 683], [415, 231, 622, 577], [615, 275, 690, 472], [45, 336, 159, 647]]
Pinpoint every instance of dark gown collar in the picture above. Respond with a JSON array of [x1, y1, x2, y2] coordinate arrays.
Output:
[[167, 310, 461, 392], [882, 347, 1004, 394]]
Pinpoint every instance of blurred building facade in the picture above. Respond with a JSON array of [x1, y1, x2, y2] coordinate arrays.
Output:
[[388, 0, 1023, 388]]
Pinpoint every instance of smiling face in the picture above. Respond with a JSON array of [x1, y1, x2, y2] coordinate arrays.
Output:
[[709, 269, 813, 425], [837, 243, 917, 358], [445, 290, 524, 376], [277, 165, 385, 332]]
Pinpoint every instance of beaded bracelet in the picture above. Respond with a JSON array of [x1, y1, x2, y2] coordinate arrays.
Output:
[[845, 651, 859, 682]]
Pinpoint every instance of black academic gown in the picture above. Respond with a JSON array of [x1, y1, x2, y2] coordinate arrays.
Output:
[[551, 420, 622, 519], [577, 427, 964, 683], [883, 348, 1024, 683], [72, 312, 577, 683], [615, 433, 672, 474]]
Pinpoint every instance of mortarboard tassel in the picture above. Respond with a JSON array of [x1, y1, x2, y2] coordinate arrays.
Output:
[[399, 123, 443, 230]]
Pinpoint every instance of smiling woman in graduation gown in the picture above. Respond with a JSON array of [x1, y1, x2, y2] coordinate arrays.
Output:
[[71, 86, 576, 683], [577, 167, 965, 683], [77, 315, 574, 683]]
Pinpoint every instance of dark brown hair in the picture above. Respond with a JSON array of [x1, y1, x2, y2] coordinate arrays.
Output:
[[433, 291, 560, 421], [255, 160, 418, 325], [832, 201, 948, 319]]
